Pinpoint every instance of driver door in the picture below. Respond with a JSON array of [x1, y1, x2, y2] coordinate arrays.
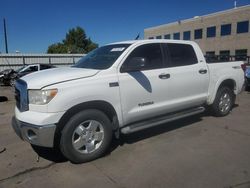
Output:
[[118, 43, 171, 125]]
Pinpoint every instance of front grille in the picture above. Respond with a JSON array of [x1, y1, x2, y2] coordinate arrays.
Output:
[[15, 79, 28, 112]]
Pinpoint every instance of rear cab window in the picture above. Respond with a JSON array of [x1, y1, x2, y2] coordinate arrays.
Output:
[[163, 43, 198, 67]]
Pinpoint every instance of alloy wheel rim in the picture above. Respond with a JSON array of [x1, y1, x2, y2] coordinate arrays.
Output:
[[219, 92, 231, 113], [72, 120, 104, 154]]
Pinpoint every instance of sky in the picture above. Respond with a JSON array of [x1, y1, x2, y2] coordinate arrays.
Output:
[[0, 0, 249, 53]]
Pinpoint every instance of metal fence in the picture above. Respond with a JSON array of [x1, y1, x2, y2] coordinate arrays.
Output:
[[0, 54, 84, 71], [0, 53, 249, 72], [205, 55, 250, 64]]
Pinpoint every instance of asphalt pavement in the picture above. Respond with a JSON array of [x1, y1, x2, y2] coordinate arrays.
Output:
[[0, 86, 250, 188]]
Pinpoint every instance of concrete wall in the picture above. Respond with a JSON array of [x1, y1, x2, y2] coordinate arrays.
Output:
[[144, 5, 250, 56]]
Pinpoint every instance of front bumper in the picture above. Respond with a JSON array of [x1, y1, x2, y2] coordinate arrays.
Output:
[[12, 116, 56, 148]]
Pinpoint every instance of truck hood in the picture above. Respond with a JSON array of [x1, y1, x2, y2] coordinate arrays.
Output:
[[21, 67, 100, 89]]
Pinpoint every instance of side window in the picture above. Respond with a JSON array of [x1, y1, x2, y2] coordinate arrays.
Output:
[[121, 43, 163, 72], [40, 64, 51, 70], [30, 65, 38, 71], [166, 43, 198, 67], [40, 65, 46, 70]]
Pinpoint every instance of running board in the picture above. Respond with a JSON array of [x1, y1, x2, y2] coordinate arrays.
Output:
[[121, 107, 205, 134]]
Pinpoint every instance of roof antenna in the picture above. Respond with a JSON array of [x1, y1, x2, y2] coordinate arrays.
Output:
[[234, 1, 237, 8]]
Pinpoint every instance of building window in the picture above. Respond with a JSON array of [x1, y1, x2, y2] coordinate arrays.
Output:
[[219, 50, 230, 61], [183, 31, 191, 40], [148, 37, 154, 39], [194, 29, 202, 39], [237, 21, 249, 34], [206, 51, 215, 56], [164, 34, 171, 39], [156, 35, 162, 39], [207, 26, 216, 38], [221, 24, 231, 36], [235, 49, 248, 60], [173, 32, 180, 40]]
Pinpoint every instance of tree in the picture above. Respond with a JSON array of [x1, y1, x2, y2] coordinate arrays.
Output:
[[47, 43, 68, 53], [47, 27, 98, 54]]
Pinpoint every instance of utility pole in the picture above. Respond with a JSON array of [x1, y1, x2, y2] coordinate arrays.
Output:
[[3, 18, 9, 53], [234, 1, 237, 8]]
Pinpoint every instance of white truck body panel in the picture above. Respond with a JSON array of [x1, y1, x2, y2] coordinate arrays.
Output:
[[12, 39, 245, 148], [206, 62, 245, 104], [23, 67, 100, 89]]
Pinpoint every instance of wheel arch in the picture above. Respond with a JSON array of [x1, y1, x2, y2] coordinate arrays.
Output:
[[208, 78, 236, 105], [54, 100, 119, 148]]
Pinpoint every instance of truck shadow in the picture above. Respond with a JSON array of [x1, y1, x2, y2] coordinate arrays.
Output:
[[129, 72, 152, 93], [111, 113, 204, 148], [31, 145, 67, 163], [32, 114, 204, 163], [109, 103, 240, 151], [32, 106, 240, 163]]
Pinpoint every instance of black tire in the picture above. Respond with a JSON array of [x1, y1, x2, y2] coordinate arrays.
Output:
[[211, 87, 234, 117], [60, 109, 112, 163], [245, 85, 250, 92]]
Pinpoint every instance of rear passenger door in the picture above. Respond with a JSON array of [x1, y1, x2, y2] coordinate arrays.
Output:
[[162, 43, 209, 111]]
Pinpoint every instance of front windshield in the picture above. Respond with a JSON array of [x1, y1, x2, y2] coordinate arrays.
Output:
[[16, 66, 25, 72], [74, 44, 131, 69]]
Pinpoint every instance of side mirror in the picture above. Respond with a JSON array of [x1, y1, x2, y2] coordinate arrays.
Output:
[[121, 57, 148, 73]]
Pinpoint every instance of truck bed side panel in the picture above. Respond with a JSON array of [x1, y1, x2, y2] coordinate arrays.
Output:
[[206, 61, 244, 105]]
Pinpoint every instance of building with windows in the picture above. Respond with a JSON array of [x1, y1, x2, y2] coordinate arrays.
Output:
[[144, 5, 250, 61]]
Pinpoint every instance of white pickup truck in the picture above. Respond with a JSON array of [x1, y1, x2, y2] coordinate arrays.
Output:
[[12, 40, 245, 163]]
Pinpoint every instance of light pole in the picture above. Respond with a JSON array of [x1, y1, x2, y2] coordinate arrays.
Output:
[[3, 18, 9, 53]]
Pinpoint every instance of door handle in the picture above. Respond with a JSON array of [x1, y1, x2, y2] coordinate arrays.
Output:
[[159, 73, 170, 79], [199, 69, 207, 74]]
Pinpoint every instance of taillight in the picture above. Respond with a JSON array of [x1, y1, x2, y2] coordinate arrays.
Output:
[[241, 63, 246, 72]]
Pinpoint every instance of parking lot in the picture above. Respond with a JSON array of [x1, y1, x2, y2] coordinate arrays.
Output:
[[0, 86, 250, 188]]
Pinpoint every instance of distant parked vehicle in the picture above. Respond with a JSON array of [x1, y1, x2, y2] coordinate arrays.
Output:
[[0, 69, 15, 86], [0, 64, 56, 86], [245, 66, 250, 90]]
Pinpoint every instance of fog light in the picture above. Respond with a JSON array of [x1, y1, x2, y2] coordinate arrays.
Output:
[[27, 129, 37, 140]]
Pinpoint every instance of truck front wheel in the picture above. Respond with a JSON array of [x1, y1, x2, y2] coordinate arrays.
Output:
[[211, 87, 234, 117], [60, 109, 112, 163]]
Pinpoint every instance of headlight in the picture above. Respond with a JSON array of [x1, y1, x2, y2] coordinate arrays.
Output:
[[28, 89, 58, 105]]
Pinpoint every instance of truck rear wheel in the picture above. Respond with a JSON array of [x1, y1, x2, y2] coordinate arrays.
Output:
[[60, 109, 112, 163], [211, 86, 234, 117]]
